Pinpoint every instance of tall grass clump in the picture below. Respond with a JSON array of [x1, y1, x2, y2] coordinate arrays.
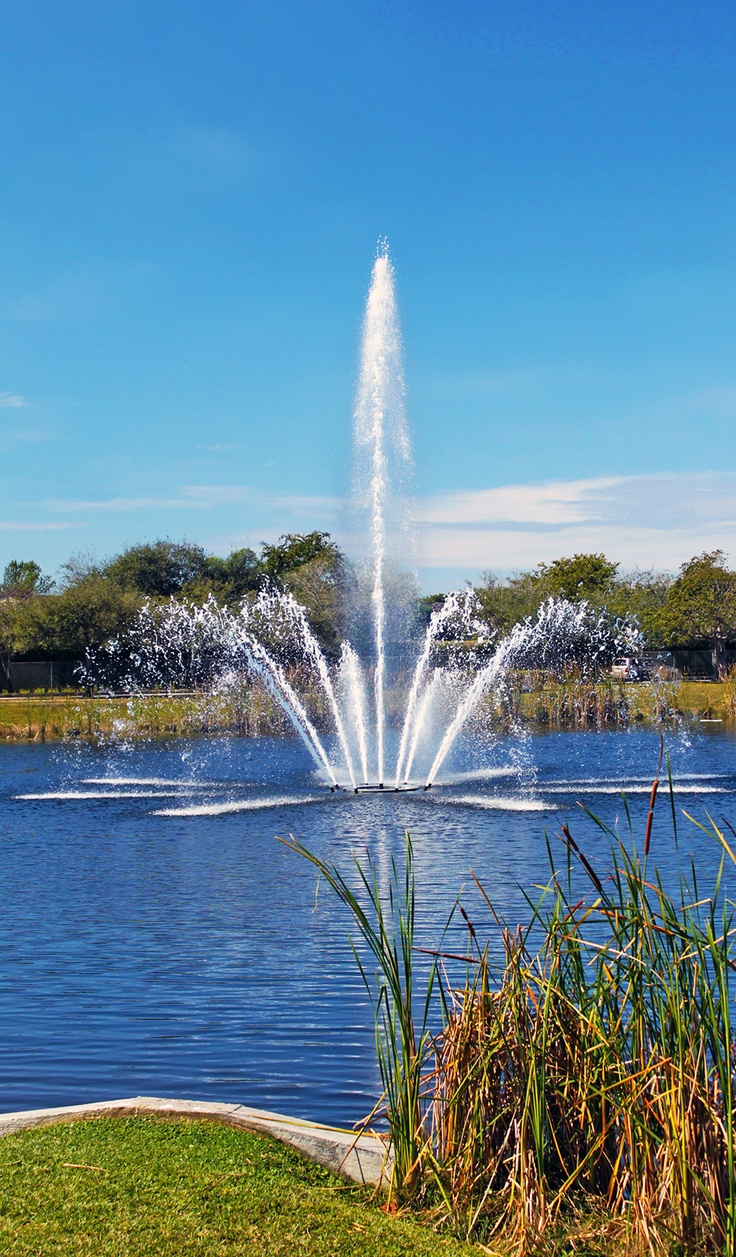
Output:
[[287, 779, 736, 1254], [281, 834, 442, 1201], [495, 667, 685, 730], [431, 801, 736, 1253], [521, 667, 630, 729]]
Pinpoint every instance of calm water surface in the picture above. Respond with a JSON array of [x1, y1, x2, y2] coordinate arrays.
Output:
[[1, 726, 734, 1124]]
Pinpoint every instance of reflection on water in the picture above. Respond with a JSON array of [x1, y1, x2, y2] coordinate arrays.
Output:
[[1, 727, 734, 1124]]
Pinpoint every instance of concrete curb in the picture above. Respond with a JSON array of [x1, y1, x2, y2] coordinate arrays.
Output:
[[0, 1096, 391, 1189]]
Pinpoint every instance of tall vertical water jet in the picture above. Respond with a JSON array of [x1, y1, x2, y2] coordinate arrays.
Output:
[[353, 242, 413, 784]]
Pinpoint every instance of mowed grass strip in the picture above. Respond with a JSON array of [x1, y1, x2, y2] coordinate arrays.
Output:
[[0, 1117, 475, 1256]]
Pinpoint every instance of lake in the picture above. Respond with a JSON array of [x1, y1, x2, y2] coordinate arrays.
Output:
[[1, 724, 734, 1125]]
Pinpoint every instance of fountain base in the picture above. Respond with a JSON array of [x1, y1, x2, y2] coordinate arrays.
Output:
[[331, 783, 423, 794]]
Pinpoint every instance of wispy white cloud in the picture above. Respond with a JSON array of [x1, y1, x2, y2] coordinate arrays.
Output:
[[0, 392, 27, 408], [172, 127, 252, 177], [0, 521, 76, 532], [418, 472, 736, 573], [1, 429, 52, 447], [419, 478, 620, 526], [44, 485, 255, 512], [128, 126, 255, 189], [41, 486, 344, 518], [0, 259, 158, 323], [45, 496, 212, 513], [1, 271, 104, 322], [643, 385, 736, 427]]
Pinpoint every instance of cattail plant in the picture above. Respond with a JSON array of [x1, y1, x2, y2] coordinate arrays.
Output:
[[280, 833, 442, 1201], [428, 777, 736, 1252], [286, 773, 736, 1253]]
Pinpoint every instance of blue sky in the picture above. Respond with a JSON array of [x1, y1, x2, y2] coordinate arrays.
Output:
[[2, 0, 736, 590]]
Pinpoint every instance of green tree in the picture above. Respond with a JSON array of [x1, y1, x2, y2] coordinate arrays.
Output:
[[284, 554, 351, 658], [258, 533, 349, 655], [0, 533, 355, 684], [608, 569, 672, 644], [536, 553, 619, 602], [185, 548, 262, 606], [474, 552, 678, 662], [476, 553, 670, 643], [1, 559, 54, 598], [260, 532, 341, 581], [11, 573, 141, 660], [104, 540, 209, 596], [477, 569, 544, 636], [414, 593, 447, 630], [477, 554, 620, 637], [0, 560, 55, 687], [652, 551, 736, 678]]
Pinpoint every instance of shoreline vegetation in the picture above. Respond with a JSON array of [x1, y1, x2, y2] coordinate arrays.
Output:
[[286, 791, 736, 1254], [0, 675, 734, 743]]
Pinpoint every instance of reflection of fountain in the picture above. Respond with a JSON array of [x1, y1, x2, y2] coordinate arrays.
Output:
[[84, 245, 637, 788]]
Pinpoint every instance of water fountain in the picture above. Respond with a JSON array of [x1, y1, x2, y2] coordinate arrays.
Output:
[[11, 248, 720, 1129], [83, 244, 637, 790]]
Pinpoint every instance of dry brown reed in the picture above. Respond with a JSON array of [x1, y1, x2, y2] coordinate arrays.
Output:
[[723, 666, 736, 720], [423, 799, 736, 1254], [493, 668, 685, 731]]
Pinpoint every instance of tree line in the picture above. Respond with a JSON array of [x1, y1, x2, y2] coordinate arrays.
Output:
[[1, 537, 735, 686], [0, 533, 348, 688], [476, 550, 736, 677]]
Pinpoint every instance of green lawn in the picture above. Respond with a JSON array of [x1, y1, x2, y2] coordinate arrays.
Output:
[[0, 1117, 478, 1256]]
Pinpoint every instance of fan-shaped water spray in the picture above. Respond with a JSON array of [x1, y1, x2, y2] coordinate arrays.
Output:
[[394, 589, 490, 787]]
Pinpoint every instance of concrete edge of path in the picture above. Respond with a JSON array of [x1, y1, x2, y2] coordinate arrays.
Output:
[[0, 1096, 392, 1188]]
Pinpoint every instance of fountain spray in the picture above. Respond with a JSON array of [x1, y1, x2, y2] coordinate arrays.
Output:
[[353, 242, 411, 785], [80, 248, 641, 792]]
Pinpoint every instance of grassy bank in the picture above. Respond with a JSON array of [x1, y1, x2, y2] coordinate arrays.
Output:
[[0, 689, 290, 742], [0, 677, 734, 742], [0, 1116, 478, 1256], [503, 674, 736, 728]]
